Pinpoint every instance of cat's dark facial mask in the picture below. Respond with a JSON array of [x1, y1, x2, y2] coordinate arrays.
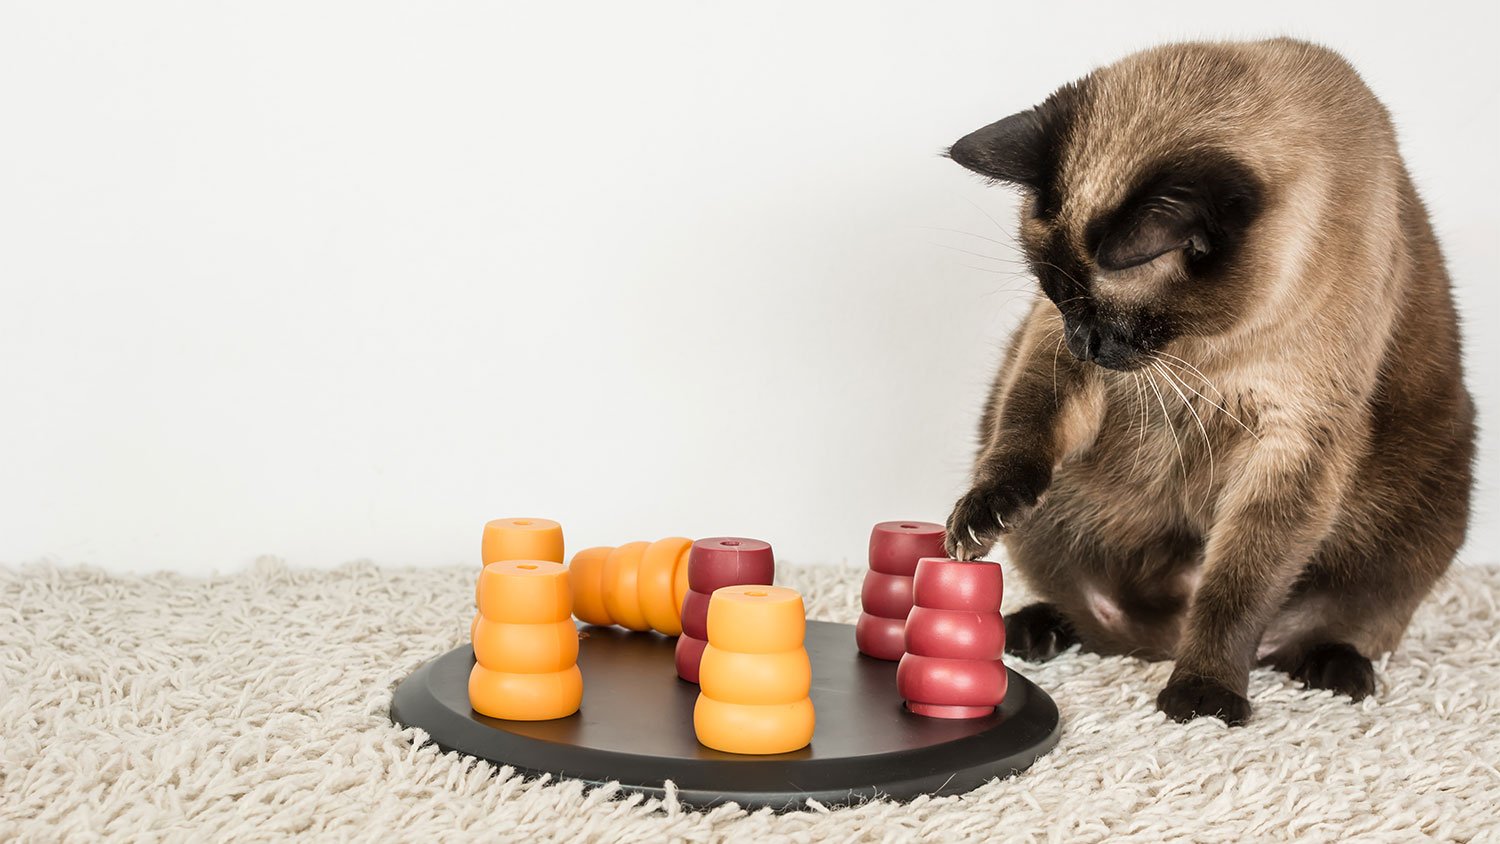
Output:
[[948, 95, 1264, 371]]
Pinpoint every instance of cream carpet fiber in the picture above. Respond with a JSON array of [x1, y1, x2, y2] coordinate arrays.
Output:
[[2, 559, 1497, 842]]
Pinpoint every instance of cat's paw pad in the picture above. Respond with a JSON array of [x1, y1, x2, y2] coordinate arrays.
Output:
[[1156, 675, 1251, 725], [1291, 642, 1375, 701], [1004, 603, 1078, 662]]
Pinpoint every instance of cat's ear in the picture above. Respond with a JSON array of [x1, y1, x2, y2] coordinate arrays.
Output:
[[947, 84, 1083, 192], [946, 109, 1050, 188], [1094, 198, 1210, 271]]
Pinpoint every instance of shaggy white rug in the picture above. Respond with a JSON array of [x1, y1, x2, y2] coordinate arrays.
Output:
[[1, 559, 1496, 842]]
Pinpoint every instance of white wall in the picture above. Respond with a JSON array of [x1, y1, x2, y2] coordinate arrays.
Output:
[[2, 2, 1496, 574]]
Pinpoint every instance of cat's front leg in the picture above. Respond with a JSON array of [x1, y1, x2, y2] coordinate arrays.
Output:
[[1157, 436, 1348, 725], [945, 316, 1100, 561]]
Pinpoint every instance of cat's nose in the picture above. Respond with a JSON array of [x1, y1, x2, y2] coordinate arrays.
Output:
[[1065, 318, 1139, 370], [1093, 333, 1139, 370]]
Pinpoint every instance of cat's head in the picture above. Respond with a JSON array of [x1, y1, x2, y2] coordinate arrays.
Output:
[[947, 46, 1271, 371]]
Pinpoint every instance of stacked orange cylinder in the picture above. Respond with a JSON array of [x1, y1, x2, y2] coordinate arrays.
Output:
[[855, 521, 947, 660], [472, 518, 566, 642], [565, 538, 693, 635], [469, 560, 583, 720], [676, 537, 775, 683], [694, 585, 815, 754]]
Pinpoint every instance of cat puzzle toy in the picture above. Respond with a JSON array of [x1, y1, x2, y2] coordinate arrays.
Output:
[[391, 517, 1059, 809]]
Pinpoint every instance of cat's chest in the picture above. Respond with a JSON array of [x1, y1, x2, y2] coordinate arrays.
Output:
[[1065, 373, 1260, 520]]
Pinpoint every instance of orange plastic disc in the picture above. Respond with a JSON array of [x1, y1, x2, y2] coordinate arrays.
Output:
[[601, 542, 652, 632], [469, 663, 582, 721], [706, 585, 806, 654], [639, 537, 692, 636], [699, 644, 811, 705], [567, 546, 615, 627], [472, 617, 580, 674], [481, 518, 564, 565], [693, 695, 815, 755], [476, 560, 572, 625]]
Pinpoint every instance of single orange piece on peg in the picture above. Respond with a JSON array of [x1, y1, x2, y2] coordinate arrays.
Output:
[[481, 518, 564, 565], [639, 537, 693, 636], [601, 542, 652, 632], [567, 546, 616, 627]]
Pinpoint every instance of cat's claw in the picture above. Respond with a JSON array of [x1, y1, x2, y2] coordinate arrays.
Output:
[[944, 463, 1050, 559]]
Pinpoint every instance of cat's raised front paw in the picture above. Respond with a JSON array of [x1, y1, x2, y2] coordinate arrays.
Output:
[[944, 462, 1050, 560]]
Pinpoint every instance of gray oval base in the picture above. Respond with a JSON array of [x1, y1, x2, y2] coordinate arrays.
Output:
[[390, 620, 1061, 811]]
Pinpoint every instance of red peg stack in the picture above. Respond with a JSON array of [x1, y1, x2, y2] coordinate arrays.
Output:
[[856, 521, 946, 661], [675, 537, 774, 683], [897, 557, 1007, 719]]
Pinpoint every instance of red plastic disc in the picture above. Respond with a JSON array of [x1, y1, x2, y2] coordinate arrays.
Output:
[[680, 588, 711, 640], [855, 613, 908, 661], [903, 607, 1005, 661], [869, 522, 946, 576], [860, 570, 916, 620], [911, 558, 1002, 612], [686, 537, 775, 594], [675, 633, 708, 684], [897, 654, 1008, 711]]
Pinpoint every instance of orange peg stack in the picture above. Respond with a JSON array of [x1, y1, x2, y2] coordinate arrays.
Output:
[[468, 560, 583, 721], [693, 585, 815, 755]]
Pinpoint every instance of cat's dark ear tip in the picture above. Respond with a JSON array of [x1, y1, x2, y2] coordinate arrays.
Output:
[[944, 139, 1002, 185], [945, 111, 1046, 188]]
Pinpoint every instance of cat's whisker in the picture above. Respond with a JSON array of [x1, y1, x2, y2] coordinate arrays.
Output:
[[1152, 355, 1262, 442], [956, 266, 1042, 290], [1154, 361, 1216, 515], [1143, 365, 1188, 482], [915, 226, 1028, 257], [960, 195, 1024, 249], [1154, 351, 1227, 400], [931, 242, 1031, 267], [967, 278, 1045, 298], [1130, 371, 1149, 478], [1032, 259, 1090, 294], [1051, 330, 1067, 398], [957, 196, 1091, 295]]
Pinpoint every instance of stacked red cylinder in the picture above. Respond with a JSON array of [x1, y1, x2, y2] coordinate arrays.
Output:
[[855, 521, 946, 661], [897, 557, 1008, 719], [675, 537, 775, 683]]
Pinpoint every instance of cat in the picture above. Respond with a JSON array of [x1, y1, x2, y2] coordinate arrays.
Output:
[[942, 38, 1475, 725]]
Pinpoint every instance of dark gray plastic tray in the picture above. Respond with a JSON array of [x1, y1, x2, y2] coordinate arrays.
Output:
[[390, 620, 1060, 810]]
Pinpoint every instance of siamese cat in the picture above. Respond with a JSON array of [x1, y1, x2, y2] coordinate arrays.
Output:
[[943, 38, 1474, 724]]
